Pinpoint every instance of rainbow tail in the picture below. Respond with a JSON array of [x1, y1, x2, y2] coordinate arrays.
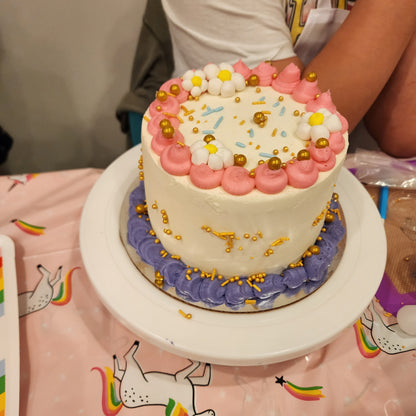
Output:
[[165, 398, 190, 416], [52, 267, 79, 305], [91, 367, 123, 416], [354, 319, 380, 358], [11, 219, 45, 236], [278, 377, 325, 401]]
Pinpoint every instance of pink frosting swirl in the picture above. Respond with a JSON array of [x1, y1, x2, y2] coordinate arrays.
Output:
[[285, 159, 319, 188], [160, 143, 192, 176], [309, 145, 336, 172], [292, 79, 321, 104], [151, 128, 184, 156], [254, 163, 288, 194], [328, 131, 346, 154], [147, 113, 180, 135], [251, 62, 276, 86], [271, 63, 301, 94], [149, 96, 180, 118], [221, 166, 255, 195], [233, 60, 252, 80], [190, 164, 224, 189], [160, 78, 189, 103], [337, 111, 349, 134], [305, 90, 337, 113]]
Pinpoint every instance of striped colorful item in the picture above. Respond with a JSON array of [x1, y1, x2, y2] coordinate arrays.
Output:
[[0, 359, 5, 416], [283, 380, 325, 401], [51, 267, 79, 305], [91, 367, 122, 416], [354, 319, 380, 358], [11, 219, 45, 236], [166, 398, 189, 416]]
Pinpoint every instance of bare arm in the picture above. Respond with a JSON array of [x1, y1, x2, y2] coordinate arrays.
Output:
[[272, 0, 416, 157]]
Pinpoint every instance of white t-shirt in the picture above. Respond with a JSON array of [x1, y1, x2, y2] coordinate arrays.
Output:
[[161, 0, 295, 77]]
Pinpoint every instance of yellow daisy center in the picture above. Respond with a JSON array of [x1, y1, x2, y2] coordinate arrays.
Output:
[[192, 75, 202, 87], [308, 112, 324, 126], [218, 69, 232, 82], [204, 144, 218, 154]]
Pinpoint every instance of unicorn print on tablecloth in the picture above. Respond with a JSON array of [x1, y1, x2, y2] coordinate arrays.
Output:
[[355, 300, 416, 356], [18, 264, 79, 317], [93, 340, 215, 416], [7, 173, 38, 191]]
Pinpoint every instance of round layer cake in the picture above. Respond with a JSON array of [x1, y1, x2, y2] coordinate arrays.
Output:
[[130, 61, 349, 311]]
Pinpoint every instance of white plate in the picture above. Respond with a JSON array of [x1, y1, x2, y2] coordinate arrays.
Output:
[[0, 235, 20, 415], [80, 146, 387, 366]]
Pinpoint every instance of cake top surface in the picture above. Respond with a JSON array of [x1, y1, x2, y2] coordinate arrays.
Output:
[[143, 61, 348, 196]]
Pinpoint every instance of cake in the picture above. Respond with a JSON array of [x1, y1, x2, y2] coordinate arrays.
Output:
[[125, 61, 348, 312]]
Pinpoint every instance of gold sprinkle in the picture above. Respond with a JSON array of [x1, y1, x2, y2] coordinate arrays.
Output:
[[245, 299, 256, 305], [252, 284, 261, 292], [143, 115, 150, 122], [252, 101, 266, 105], [175, 235, 182, 240], [179, 309, 192, 319], [239, 120, 246, 125], [272, 128, 277, 137], [176, 141, 185, 147]]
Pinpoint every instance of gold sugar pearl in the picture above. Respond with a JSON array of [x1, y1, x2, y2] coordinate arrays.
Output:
[[258, 160, 265, 165], [297, 149, 310, 161], [268, 156, 282, 170], [249, 169, 256, 178], [135, 204, 147, 214], [306, 72, 317, 82], [193, 127, 199, 133], [256, 87, 261, 93], [253, 111, 266, 124], [273, 149, 279, 155], [247, 74, 259, 86], [244, 233, 250, 239], [293, 110, 300, 116], [283, 146, 289, 153], [325, 212, 335, 223], [234, 154, 247, 167], [203, 134, 216, 143], [316, 138, 330, 148], [156, 90, 168, 102], [309, 245, 320, 255], [159, 118, 171, 128], [235, 97, 241, 103], [188, 115, 194, 121], [278, 96, 284, 102], [162, 126, 175, 139], [170, 84, 180, 96]]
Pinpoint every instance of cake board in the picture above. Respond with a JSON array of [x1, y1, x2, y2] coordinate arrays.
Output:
[[80, 145, 387, 366]]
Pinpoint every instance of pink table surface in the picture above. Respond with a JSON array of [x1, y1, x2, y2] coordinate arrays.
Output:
[[0, 169, 415, 416]]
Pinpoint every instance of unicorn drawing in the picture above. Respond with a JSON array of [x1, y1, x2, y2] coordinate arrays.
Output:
[[18, 264, 62, 317], [360, 300, 416, 354], [112, 341, 215, 415]]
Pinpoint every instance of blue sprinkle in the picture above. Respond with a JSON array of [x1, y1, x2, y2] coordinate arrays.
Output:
[[202, 130, 215, 134], [272, 101, 280, 107], [281, 130, 287, 137], [259, 152, 275, 158], [249, 129, 254, 138], [236, 142, 246, 148], [201, 106, 224, 116], [259, 96, 266, 101], [213, 115, 224, 129], [279, 106, 286, 116]]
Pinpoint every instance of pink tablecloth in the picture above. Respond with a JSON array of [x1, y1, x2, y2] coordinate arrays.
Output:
[[0, 169, 415, 416]]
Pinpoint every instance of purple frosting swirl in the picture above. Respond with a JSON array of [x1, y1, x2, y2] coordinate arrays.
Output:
[[126, 181, 345, 310]]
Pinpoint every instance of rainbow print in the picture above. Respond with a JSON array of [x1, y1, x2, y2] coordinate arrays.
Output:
[[0, 255, 4, 317], [51, 267, 79, 305], [11, 219, 45, 236], [91, 367, 123, 416], [0, 359, 5, 416], [8, 173, 38, 191], [276, 376, 325, 401], [166, 398, 190, 416], [354, 319, 381, 358]]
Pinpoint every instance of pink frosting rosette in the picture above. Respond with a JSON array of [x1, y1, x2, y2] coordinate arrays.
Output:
[[305, 90, 337, 113], [271, 63, 301, 94], [190, 164, 224, 189], [292, 78, 321, 104], [160, 143, 192, 176], [151, 129, 185, 156], [233, 60, 252, 80], [254, 163, 288, 194], [147, 113, 180, 135], [221, 166, 255, 196], [285, 159, 319, 188], [328, 132, 346, 154], [251, 62, 276, 86], [309, 144, 336, 172], [160, 78, 189, 103], [149, 96, 180, 118]]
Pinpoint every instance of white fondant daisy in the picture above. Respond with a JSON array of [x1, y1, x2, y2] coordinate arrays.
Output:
[[295, 108, 342, 142], [203, 63, 246, 98], [190, 139, 234, 170], [182, 69, 208, 97]]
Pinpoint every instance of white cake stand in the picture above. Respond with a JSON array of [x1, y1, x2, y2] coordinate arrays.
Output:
[[80, 145, 387, 366]]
